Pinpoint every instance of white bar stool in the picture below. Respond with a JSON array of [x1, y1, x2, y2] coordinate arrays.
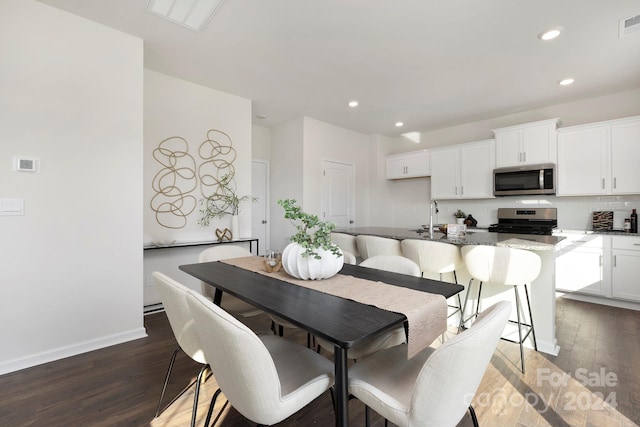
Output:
[[459, 245, 541, 373], [401, 239, 463, 319], [355, 235, 402, 260]]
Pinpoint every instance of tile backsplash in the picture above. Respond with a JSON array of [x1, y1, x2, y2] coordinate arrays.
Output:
[[434, 195, 640, 230]]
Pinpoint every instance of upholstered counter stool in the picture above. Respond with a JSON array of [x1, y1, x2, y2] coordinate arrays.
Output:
[[356, 235, 402, 260], [401, 239, 463, 320], [331, 232, 360, 261], [459, 245, 541, 373]]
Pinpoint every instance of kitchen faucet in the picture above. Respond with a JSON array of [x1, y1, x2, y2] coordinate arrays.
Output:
[[429, 200, 438, 238]]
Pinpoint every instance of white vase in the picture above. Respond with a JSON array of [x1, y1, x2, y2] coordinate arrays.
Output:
[[230, 215, 239, 240], [281, 242, 344, 280]]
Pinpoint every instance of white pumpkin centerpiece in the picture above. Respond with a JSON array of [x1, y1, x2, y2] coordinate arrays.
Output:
[[278, 199, 344, 280]]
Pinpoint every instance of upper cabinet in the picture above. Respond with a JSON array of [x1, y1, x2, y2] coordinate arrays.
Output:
[[493, 118, 559, 168], [385, 150, 430, 179], [430, 139, 495, 199], [557, 116, 640, 196]]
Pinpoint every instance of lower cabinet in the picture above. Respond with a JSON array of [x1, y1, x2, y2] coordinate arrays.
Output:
[[611, 236, 640, 302], [555, 234, 640, 303], [555, 234, 607, 297]]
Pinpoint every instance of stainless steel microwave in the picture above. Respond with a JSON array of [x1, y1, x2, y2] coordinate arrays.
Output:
[[493, 163, 556, 196]]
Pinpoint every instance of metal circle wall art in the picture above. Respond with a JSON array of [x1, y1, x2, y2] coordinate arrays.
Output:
[[150, 129, 237, 229]]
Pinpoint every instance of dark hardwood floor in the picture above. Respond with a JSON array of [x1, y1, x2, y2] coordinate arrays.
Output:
[[0, 297, 638, 426]]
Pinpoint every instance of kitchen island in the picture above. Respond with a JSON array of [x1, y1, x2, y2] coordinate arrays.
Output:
[[336, 226, 564, 356]]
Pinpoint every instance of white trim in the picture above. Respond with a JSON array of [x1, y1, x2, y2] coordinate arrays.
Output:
[[0, 327, 147, 375], [557, 292, 640, 311]]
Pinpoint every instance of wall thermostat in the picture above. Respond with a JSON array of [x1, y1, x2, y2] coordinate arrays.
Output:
[[13, 156, 40, 173]]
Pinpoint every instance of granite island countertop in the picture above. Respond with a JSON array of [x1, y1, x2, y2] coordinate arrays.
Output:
[[334, 226, 565, 251]]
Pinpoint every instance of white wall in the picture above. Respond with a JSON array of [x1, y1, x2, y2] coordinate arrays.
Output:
[[267, 117, 373, 250], [302, 117, 371, 219], [0, 0, 145, 374], [269, 118, 305, 251], [252, 124, 272, 161], [143, 70, 252, 305]]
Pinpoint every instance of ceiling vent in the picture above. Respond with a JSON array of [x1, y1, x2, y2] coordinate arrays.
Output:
[[146, 0, 225, 32], [619, 14, 640, 38]]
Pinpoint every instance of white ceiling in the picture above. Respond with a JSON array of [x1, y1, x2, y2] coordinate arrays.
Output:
[[38, 0, 640, 136]]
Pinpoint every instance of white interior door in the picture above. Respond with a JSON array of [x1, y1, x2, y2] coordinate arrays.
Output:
[[322, 160, 354, 228], [251, 160, 269, 255]]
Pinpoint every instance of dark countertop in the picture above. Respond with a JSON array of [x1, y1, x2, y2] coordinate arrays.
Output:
[[334, 226, 564, 251]]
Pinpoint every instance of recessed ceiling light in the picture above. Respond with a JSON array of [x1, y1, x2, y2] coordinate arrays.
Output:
[[395, 122, 404, 127], [146, 0, 225, 32], [559, 78, 575, 86], [538, 27, 563, 41], [348, 100, 359, 108]]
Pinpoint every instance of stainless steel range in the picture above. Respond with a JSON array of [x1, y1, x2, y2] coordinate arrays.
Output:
[[488, 208, 557, 235]]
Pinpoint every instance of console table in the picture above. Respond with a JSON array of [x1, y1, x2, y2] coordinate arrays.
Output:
[[144, 237, 259, 255]]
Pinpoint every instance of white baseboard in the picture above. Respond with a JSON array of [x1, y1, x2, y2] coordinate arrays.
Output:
[[557, 292, 640, 311], [0, 327, 147, 376]]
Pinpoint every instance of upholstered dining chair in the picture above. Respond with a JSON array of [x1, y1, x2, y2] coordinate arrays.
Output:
[[356, 235, 403, 260], [185, 289, 335, 426], [342, 250, 357, 265], [348, 301, 511, 427], [152, 272, 211, 427], [331, 232, 360, 259], [315, 255, 420, 360], [198, 245, 263, 318]]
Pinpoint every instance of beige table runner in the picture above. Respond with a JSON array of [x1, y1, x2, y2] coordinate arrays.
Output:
[[221, 256, 447, 358]]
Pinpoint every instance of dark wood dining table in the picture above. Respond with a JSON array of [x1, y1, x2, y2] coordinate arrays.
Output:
[[179, 260, 464, 427]]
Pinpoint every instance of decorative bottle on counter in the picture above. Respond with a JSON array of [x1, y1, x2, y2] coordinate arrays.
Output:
[[631, 209, 638, 234]]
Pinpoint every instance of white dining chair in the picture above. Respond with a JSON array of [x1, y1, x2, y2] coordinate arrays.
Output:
[[348, 301, 511, 427], [331, 232, 360, 259], [315, 255, 420, 360], [460, 245, 541, 373], [342, 250, 357, 265], [185, 289, 335, 426], [152, 272, 211, 427], [198, 245, 263, 317]]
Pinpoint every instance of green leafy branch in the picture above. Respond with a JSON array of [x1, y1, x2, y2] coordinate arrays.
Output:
[[278, 198, 341, 259]]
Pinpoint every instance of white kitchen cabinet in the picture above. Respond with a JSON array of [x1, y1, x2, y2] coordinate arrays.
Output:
[[385, 150, 429, 179], [611, 236, 640, 302], [611, 118, 640, 194], [557, 115, 640, 196], [555, 234, 608, 297], [493, 118, 559, 168], [430, 139, 495, 199]]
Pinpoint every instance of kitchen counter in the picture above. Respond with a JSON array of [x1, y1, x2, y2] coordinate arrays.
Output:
[[555, 228, 638, 236], [335, 226, 564, 250], [334, 226, 563, 356]]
